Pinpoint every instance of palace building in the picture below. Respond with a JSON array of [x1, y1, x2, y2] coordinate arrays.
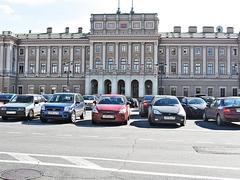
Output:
[[0, 10, 239, 97]]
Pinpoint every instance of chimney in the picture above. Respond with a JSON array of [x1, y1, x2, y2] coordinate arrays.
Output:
[[78, 27, 83, 33], [203, 26, 214, 33], [188, 26, 197, 33], [29, 30, 32, 34], [173, 26, 181, 33], [47, 27, 52, 33], [65, 27, 69, 33], [227, 27, 234, 34]]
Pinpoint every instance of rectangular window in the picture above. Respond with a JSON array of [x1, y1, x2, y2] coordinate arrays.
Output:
[[52, 47, 57, 55], [207, 63, 214, 75], [220, 88, 225, 97], [170, 87, 176, 96], [219, 63, 225, 75], [40, 63, 46, 74], [159, 48, 164, 55], [95, 45, 101, 53], [132, 21, 141, 29], [31, 49, 35, 55], [183, 88, 188, 97], [145, 21, 154, 29], [94, 22, 103, 29], [29, 63, 35, 74], [107, 22, 116, 29], [207, 47, 214, 56], [75, 63, 81, 73], [219, 48, 225, 56], [107, 59, 113, 70], [183, 63, 189, 74], [120, 59, 126, 70], [233, 48, 238, 56], [233, 88, 238, 96], [133, 59, 139, 71], [196, 88, 201, 94], [19, 48, 24, 55], [18, 86, 23, 94], [171, 48, 176, 56], [146, 59, 152, 70], [195, 63, 201, 74], [52, 63, 58, 74], [208, 88, 213, 96], [146, 45, 152, 53], [195, 47, 201, 55], [170, 63, 177, 74], [63, 64, 69, 73], [121, 45, 126, 52], [231, 63, 238, 75], [108, 45, 113, 52], [74, 48, 80, 55], [18, 63, 24, 74], [183, 48, 188, 55], [95, 59, 101, 69], [134, 45, 139, 52]]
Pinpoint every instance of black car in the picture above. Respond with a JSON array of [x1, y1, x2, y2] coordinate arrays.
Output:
[[139, 95, 154, 117], [0, 93, 16, 106], [181, 97, 207, 118], [126, 97, 136, 108]]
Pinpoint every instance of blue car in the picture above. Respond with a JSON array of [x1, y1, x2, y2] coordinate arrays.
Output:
[[40, 93, 85, 123]]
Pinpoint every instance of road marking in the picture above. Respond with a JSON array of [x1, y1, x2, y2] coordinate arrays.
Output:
[[57, 134, 73, 137], [82, 135, 99, 138], [139, 138, 155, 141], [62, 156, 101, 168], [7, 132, 21, 134], [32, 133, 45, 136], [7, 153, 40, 163]]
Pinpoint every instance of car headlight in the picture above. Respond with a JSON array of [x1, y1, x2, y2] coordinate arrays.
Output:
[[153, 109, 161, 115], [17, 107, 25, 111], [119, 107, 127, 114], [1, 107, 6, 111], [92, 107, 98, 113], [64, 106, 71, 112]]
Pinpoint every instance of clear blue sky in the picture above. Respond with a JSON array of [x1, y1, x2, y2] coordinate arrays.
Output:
[[0, 0, 239, 34]]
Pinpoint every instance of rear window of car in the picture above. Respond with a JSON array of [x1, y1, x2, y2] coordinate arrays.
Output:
[[188, 98, 205, 105], [98, 96, 125, 105], [83, 96, 95, 100], [154, 98, 179, 106], [11, 96, 33, 103], [143, 96, 154, 101], [223, 98, 240, 106], [0, 94, 14, 100]]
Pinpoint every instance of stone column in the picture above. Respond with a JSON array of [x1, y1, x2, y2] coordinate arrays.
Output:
[[99, 77, 104, 95], [141, 42, 144, 64], [81, 46, 85, 73], [128, 43, 132, 70], [178, 46, 181, 75], [227, 46, 231, 75], [70, 46, 74, 73], [85, 76, 90, 95], [24, 46, 28, 76], [36, 46, 39, 75], [139, 77, 144, 97], [0, 45, 3, 74], [215, 46, 219, 76], [111, 77, 117, 94], [115, 42, 119, 69], [102, 43, 106, 70], [152, 77, 158, 95], [89, 42, 93, 70], [47, 46, 51, 76], [58, 46, 62, 76], [203, 46, 206, 75], [125, 77, 131, 97], [6, 44, 12, 74], [190, 46, 194, 76], [154, 42, 158, 65], [166, 46, 169, 75]]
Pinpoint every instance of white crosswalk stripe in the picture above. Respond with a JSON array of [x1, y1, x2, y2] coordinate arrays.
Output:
[[7, 153, 40, 163], [62, 156, 101, 168]]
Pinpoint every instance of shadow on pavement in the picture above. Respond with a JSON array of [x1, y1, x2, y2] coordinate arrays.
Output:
[[74, 119, 127, 127], [195, 120, 240, 131], [0, 118, 22, 123], [21, 119, 71, 126], [130, 120, 181, 129]]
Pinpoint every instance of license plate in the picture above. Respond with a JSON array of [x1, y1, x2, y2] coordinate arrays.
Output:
[[102, 115, 114, 119], [48, 111, 59, 115], [236, 108, 240, 113], [6, 111, 16, 114], [164, 116, 175, 120]]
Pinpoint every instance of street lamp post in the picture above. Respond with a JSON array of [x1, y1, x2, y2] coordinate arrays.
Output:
[[63, 61, 73, 92]]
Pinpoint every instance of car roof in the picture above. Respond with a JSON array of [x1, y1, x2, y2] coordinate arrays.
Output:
[[154, 95, 177, 99], [54, 93, 78, 95]]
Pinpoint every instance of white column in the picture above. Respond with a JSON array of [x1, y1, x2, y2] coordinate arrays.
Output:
[[215, 46, 219, 76], [81, 46, 85, 73], [166, 46, 169, 75], [47, 46, 51, 76], [203, 46, 206, 75], [36, 46, 39, 75], [0, 45, 3, 73], [152, 77, 158, 95], [89, 42, 93, 70], [227, 46, 231, 75], [24, 46, 28, 76], [125, 77, 131, 97], [99, 77, 104, 95], [70, 46, 74, 73], [85, 76, 90, 95], [102, 43, 106, 70], [178, 46, 181, 75], [58, 46, 62, 76], [154, 42, 158, 65], [190, 46, 194, 76], [115, 42, 119, 69], [111, 78, 117, 94], [14, 46, 17, 73], [6, 44, 12, 74], [128, 43, 132, 70], [141, 42, 144, 64], [139, 77, 144, 97]]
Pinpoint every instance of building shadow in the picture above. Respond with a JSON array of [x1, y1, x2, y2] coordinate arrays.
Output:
[[130, 120, 181, 129], [195, 120, 240, 131]]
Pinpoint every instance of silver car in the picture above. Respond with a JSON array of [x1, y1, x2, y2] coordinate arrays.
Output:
[[0, 94, 46, 120], [148, 95, 186, 126]]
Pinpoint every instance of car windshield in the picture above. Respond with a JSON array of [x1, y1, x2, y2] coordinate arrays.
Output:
[[0, 94, 14, 100], [50, 94, 74, 103], [98, 96, 124, 105], [11, 95, 33, 103], [83, 96, 95, 100], [154, 98, 179, 106], [188, 98, 205, 105], [224, 98, 240, 106], [144, 96, 154, 101]]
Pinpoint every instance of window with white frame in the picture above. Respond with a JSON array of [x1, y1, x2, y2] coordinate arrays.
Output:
[[107, 22, 116, 29], [183, 48, 188, 55], [170, 87, 177, 96], [74, 47, 81, 55], [28, 85, 34, 94], [108, 45, 113, 52], [29, 63, 35, 74], [134, 45, 140, 52], [231, 63, 238, 75], [121, 45, 126, 52], [170, 63, 177, 74], [183, 87, 188, 97], [94, 22, 103, 29], [171, 48, 176, 55], [120, 58, 126, 70], [63, 64, 69, 73], [196, 87, 201, 94], [208, 88, 213, 96], [107, 59, 113, 70], [232, 88, 238, 96], [207, 63, 214, 75], [95, 59, 101, 69], [19, 48, 24, 55], [95, 44, 101, 53], [133, 59, 140, 71], [195, 63, 201, 74], [39, 86, 45, 95], [219, 63, 225, 75], [159, 48, 164, 55], [18, 63, 24, 74], [207, 47, 214, 56], [232, 48, 238, 56], [31, 49, 35, 55], [195, 47, 201, 55], [75, 63, 81, 73], [183, 63, 189, 74], [220, 88, 226, 97], [40, 63, 46, 74], [145, 21, 154, 29], [146, 45, 152, 53], [219, 48, 225, 56], [146, 59, 152, 70], [132, 21, 141, 29], [52, 63, 58, 74]]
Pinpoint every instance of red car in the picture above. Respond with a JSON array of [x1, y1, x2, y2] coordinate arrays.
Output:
[[92, 94, 130, 125]]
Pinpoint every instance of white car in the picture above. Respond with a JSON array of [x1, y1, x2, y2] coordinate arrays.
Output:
[[83, 95, 98, 110]]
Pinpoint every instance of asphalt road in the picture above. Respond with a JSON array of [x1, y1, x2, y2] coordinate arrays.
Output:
[[0, 109, 240, 180]]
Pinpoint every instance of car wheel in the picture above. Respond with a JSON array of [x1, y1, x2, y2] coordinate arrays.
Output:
[[122, 121, 128, 125], [40, 118, 48, 123], [180, 119, 186, 126], [149, 122, 155, 126], [1, 116, 8, 121], [92, 120, 97, 125], [71, 111, 77, 123], [216, 114, 224, 126], [28, 110, 34, 120], [203, 112, 208, 122], [80, 112, 84, 119]]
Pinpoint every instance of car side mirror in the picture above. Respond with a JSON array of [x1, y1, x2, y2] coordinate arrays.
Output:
[[76, 101, 80, 104], [93, 100, 97, 105], [34, 101, 39, 105]]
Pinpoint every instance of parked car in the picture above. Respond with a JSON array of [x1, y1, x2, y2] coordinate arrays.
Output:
[[40, 93, 85, 123], [0, 94, 46, 120], [181, 97, 207, 118], [0, 93, 16, 106], [203, 97, 240, 126], [132, 98, 139, 108], [92, 94, 130, 125], [199, 96, 215, 105], [126, 97, 136, 108], [148, 95, 186, 126], [83, 95, 98, 110], [139, 95, 154, 117], [42, 94, 53, 102]]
